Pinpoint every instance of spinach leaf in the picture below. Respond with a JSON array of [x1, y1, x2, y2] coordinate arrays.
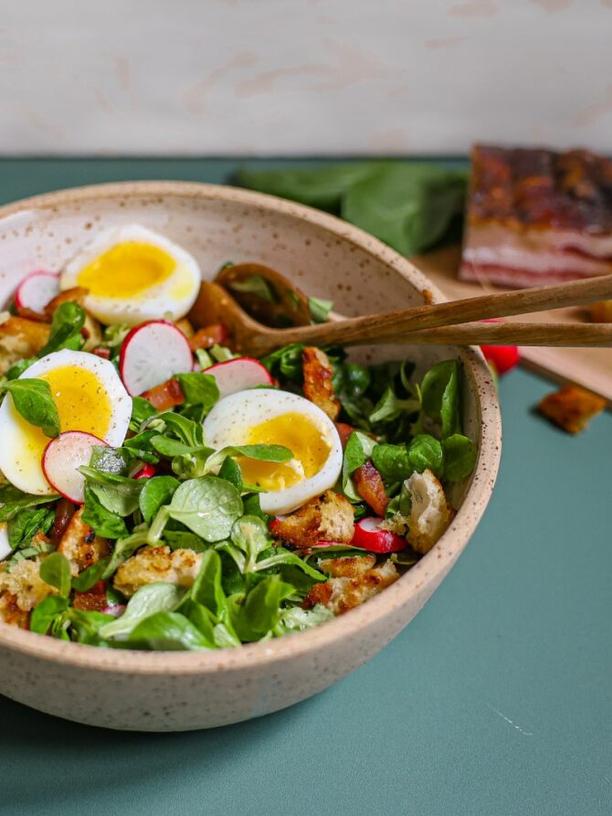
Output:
[[158, 412, 204, 448], [30, 595, 69, 634], [79, 466, 142, 516], [218, 456, 242, 489], [88, 445, 129, 475], [0, 485, 58, 523], [126, 611, 211, 651], [82, 486, 129, 539], [369, 385, 419, 426], [442, 434, 477, 482], [261, 343, 305, 382], [176, 372, 220, 410], [164, 476, 243, 542], [138, 475, 179, 524], [230, 575, 295, 642], [203, 444, 293, 476], [420, 359, 461, 438], [308, 296, 333, 324], [67, 609, 114, 645], [6, 357, 35, 380], [371, 443, 412, 483], [130, 396, 158, 431], [99, 583, 184, 640], [256, 548, 326, 582], [230, 515, 271, 572], [163, 529, 208, 551], [190, 549, 225, 617], [7, 506, 54, 550], [178, 599, 218, 648], [39, 301, 86, 355], [408, 434, 444, 476], [71, 557, 111, 592], [342, 431, 375, 501], [39, 552, 71, 596], [4, 378, 60, 437]]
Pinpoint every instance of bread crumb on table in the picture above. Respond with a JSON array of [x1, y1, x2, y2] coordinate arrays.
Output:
[[537, 385, 606, 434]]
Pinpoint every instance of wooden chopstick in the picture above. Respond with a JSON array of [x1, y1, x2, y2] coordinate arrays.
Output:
[[379, 321, 612, 348]]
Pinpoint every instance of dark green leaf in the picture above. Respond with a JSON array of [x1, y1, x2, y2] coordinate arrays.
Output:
[[166, 476, 243, 542], [178, 599, 218, 647], [190, 549, 225, 617], [71, 557, 111, 592], [39, 552, 71, 596], [88, 445, 129, 475], [218, 456, 242, 489], [0, 485, 58, 523], [79, 466, 142, 516], [176, 372, 220, 410], [6, 357, 35, 380], [7, 506, 54, 550], [369, 385, 419, 426], [342, 431, 375, 501], [4, 378, 60, 437], [420, 359, 461, 438], [99, 583, 184, 640], [127, 611, 211, 650], [442, 434, 477, 482], [102, 528, 149, 578], [163, 529, 209, 551], [38, 301, 86, 355], [30, 595, 69, 634], [138, 475, 179, 524], [408, 434, 444, 476], [130, 396, 158, 431], [82, 486, 129, 538], [67, 609, 114, 645], [371, 443, 412, 483], [230, 575, 295, 642], [260, 343, 305, 382]]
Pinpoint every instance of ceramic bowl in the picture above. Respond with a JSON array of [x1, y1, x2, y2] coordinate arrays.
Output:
[[0, 182, 501, 731]]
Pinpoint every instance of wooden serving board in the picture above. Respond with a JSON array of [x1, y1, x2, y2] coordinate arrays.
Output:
[[412, 245, 612, 405]]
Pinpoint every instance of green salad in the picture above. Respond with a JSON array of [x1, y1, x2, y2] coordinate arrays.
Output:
[[0, 226, 477, 651]]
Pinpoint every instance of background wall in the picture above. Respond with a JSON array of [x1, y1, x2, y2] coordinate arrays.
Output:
[[1, 0, 611, 156]]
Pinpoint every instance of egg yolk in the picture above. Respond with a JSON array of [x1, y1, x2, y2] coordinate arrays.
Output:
[[77, 241, 176, 299], [10, 365, 112, 463], [238, 411, 330, 491]]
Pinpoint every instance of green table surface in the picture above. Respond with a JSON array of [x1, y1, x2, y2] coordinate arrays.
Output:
[[1, 160, 610, 816]]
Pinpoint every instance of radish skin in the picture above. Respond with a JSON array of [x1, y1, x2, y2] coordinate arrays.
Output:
[[119, 320, 193, 396], [42, 431, 107, 504], [206, 357, 273, 398]]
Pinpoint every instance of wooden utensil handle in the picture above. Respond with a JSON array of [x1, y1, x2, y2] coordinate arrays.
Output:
[[275, 274, 612, 348], [378, 321, 612, 348]]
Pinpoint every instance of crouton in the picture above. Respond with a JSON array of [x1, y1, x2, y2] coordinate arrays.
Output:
[[57, 508, 110, 574], [537, 385, 605, 434], [113, 546, 202, 597], [73, 580, 108, 612], [304, 556, 398, 615], [302, 347, 340, 421], [0, 559, 56, 612], [269, 490, 354, 549], [353, 461, 389, 516], [0, 315, 50, 374], [0, 592, 30, 628], [405, 469, 452, 555]]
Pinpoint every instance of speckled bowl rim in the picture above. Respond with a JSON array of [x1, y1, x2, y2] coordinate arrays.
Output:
[[0, 181, 501, 675]]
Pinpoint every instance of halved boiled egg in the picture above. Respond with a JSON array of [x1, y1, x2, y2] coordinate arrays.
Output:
[[203, 388, 343, 515], [0, 349, 131, 495], [60, 224, 201, 326]]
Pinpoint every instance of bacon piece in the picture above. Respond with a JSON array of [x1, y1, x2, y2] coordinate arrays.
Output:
[[334, 422, 355, 449], [142, 377, 185, 411], [460, 145, 612, 288], [353, 461, 388, 516], [302, 347, 340, 420], [537, 385, 605, 434], [189, 324, 229, 351], [73, 580, 108, 612], [51, 498, 77, 543]]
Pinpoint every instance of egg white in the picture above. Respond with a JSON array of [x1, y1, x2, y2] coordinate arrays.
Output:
[[0, 349, 132, 495], [0, 524, 10, 561], [203, 388, 343, 515], [60, 224, 201, 326]]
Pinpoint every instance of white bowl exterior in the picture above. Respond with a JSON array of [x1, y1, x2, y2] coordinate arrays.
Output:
[[0, 183, 501, 731]]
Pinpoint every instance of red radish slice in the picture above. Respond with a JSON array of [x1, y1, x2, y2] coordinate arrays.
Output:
[[133, 463, 156, 479], [206, 357, 273, 398], [119, 320, 193, 396], [15, 271, 60, 313], [42, 431, 108, 504], [351, 517, 407, 553]]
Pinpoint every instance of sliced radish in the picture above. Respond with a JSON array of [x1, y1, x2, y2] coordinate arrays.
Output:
[[15, 271, 60, 313], [351, 517, 408, 554], [206, 357, 273, 398], [42, 431, 108, 504], [119, 320, 193, 396], [133, 463, 156, 479]]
